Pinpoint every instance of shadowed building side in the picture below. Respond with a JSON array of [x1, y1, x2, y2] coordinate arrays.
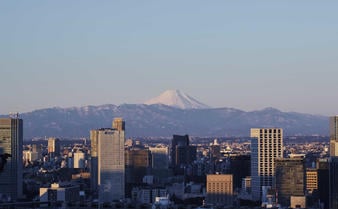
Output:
[[0, 117, 23, 201], [90, 118, 125, 203]]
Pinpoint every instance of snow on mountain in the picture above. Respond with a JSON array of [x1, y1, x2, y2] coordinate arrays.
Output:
[[144, 90, 210, 109]]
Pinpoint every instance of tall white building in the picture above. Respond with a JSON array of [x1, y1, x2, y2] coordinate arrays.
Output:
[[0, 117, 23, 201], [250, 128, 283, 201], [330, 116, 338, 157], [90, 118, 125, 203]]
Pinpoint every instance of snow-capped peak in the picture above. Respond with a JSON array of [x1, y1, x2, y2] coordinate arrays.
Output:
[[144, 90, 210, 109]]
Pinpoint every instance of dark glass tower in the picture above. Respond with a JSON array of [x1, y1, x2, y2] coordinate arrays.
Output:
[[0, 117, 23, 201]]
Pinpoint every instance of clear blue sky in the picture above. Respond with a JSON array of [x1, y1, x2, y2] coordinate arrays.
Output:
[[1, 1, 338, 116]]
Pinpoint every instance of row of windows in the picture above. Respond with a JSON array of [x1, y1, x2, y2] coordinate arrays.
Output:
[[260, 129, 282, 134], [259, 135, 282, 138]]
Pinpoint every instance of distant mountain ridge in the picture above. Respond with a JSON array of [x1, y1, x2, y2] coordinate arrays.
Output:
[[144, 90, 210, 109], [1, 104, 328, 139]]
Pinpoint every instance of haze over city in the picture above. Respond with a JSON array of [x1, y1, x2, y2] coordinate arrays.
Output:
[[1, 1, 338, 116]]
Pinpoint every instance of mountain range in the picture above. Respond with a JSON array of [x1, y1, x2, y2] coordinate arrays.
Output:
[[1, 90, 329, 139]]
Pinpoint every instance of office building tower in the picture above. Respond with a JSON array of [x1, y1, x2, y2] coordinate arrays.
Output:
[[73, 151, 85, 169], [275, 155, 306, 207], [330, 116, 338, 156], [125, 147, 151, 184], [149, 146, 169, 169], [170, 134, 189, 167], [90, 118, 125, 203], [125, 146, 152, 197], [112, 118, 125, 131], [206, 174, 233, 206], [317, 158, 329, 209], [170, 134, 196, 175], [32, 144, 42, 159], [250, 128, 283, 201], [306, 168, 318, 194], [0, 117, 23, 201], [48, 137, 60, 157], [329, 157, 338, 209], [229, 155, 251, 191]]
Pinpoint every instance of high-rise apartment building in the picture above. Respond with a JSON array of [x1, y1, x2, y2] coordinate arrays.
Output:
[[206, 174, 233, 206], [0, 117, 23, 201], [330, 116, 338, 157], [48, 137, 60, 157], [250, 128, 283, 201], [275, 155, 306, 207], [90, 118, 125, 203]]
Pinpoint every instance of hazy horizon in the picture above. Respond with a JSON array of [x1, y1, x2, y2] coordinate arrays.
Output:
[[1, 1, 338, 116]]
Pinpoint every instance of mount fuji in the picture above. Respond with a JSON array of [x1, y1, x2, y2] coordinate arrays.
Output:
[[144, 90, 210, 109]]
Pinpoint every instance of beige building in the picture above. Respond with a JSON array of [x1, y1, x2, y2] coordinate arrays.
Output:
[[306, 168, 318, 194], [48, 137, 60, 157], [250, 128, 283, 201], [206, 174, 233, 206]]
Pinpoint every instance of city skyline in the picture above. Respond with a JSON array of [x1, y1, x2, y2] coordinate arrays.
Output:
[[1, 1, 338, 116]]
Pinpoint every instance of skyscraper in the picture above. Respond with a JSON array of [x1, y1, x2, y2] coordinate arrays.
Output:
[[125, 147, 151, 183], [329, 116, 338, 208], [170, 134, 196, 175], [0, 116, 23, 201], [250, 128, 283, 202], [48, 137, 60, 158], [317, 158, 329, 209], [112, 117, 125, 131], [329, 157, 338, 209], [330, 116, 338, 157], [90, 118, 125, 203]]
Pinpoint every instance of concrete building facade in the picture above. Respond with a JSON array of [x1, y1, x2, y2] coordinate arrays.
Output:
[[250, 128, 283, 202], [275, 156, 306, 207], [206, 174, 233, 207], [90, 118, 125, 203], [48, 137, 60, 157]]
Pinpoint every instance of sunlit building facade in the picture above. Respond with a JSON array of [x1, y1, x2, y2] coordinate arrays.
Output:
[[250, 128, 283, 201], [206, 174, 233, 206], [330, 116, 338, 157], [90, 118, 125, 203], [0, 117, 23, 201]]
